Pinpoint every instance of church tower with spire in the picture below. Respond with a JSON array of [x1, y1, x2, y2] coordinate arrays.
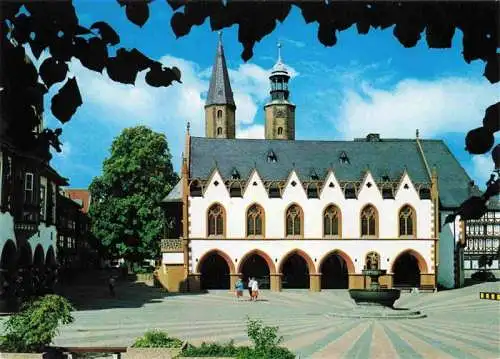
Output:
[[205, 32, 236, 139], [264, 43, 296, 140]]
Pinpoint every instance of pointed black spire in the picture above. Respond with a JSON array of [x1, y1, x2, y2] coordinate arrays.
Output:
[[206, 32, 235, 107]]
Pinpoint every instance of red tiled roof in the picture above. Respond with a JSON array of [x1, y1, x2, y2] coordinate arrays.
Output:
[[63, 189, 91, 213]]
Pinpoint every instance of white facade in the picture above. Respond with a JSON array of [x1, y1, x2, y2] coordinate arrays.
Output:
[[187, 168, 436, 285], [189, 170, 433, 240]]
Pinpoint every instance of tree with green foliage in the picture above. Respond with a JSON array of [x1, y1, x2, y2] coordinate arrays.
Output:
[[0, 294, 74, 353], [89, 126, 178, 264]]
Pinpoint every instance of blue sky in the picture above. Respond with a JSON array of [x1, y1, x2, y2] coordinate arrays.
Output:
[[39, 1, 499, 190]]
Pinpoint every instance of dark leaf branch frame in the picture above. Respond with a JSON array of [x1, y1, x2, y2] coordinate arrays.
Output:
[[1, 1, 498, 220], [1, 0, 181, 158], [160, 0, 499, 223]]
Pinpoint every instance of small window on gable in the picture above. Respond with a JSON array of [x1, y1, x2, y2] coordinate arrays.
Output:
[[267, 150, 278, 163], [339, 151, 350, 165], [268, 183, 281, 198], [230, 183, 242, 197], [404, 183, 409, 189], [344, 183, 356, 199], [216, 127, 223, 135], [419, 187, 431, 199], [382, 186, 394, 199], [277, 127, 283, 135], [217, 109, 223, 118], [307, 184, 319, 198]]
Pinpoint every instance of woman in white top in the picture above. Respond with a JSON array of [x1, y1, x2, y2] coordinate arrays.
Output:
[[251, 278, 259, 301]]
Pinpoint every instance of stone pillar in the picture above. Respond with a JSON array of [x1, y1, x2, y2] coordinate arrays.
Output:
[[420, 273, 436, 288], [309, 273, 321, 292], [348, 274, 365, 289], [379, 274, 393, 289], [270, 273, 282, 292], [230, 273, 241, 292]]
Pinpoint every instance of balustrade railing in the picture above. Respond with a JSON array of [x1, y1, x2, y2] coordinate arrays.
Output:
[[161, 238, 183, 252]]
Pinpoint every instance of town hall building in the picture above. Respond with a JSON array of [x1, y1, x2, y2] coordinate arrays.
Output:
[[158, 35, 477, 292]]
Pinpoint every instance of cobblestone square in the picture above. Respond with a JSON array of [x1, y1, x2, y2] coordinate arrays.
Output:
[[48, 279, 500, 358]]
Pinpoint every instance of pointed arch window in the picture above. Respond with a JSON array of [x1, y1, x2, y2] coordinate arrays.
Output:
[[277, 127, 283, 135], [208, 204, 225, 237], [217, 109, 223, 119], [399, 205, 416, 237], [324, 205, 341, 237], [361, 205, 378, 237], [286, 204, 303, 237], [216, 127, 223, 136], [247, 204, 264, 237]]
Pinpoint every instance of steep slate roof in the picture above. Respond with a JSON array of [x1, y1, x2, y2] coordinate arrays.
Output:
[[189, 136, 474, 209], [162, 179, 183, 202], [205, 35, 235, 107]]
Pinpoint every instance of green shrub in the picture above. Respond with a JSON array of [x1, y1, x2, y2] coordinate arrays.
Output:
[[181, 340, 246, 357], [237, 346, 295, 359], [132, 330, 183, 348], [238, 317, 295, 359], [0, 294, 74, 353], [180, 318, 295, 358]]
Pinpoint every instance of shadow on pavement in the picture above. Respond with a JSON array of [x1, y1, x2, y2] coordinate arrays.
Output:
[[56, 269, 206, 311]]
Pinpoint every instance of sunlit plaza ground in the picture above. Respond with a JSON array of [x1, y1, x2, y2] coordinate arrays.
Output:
[[16, 274, 496, 359]]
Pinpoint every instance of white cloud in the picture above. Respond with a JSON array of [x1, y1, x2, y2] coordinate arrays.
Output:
[[237, 124, 265, 139], [470, 152, 497, 190], [47, 51, 282, 175], [282, 38, 306, 48], [335, 77, 500, 139]]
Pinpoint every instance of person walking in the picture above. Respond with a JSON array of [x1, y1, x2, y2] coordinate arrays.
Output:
[[247, 277, 253, 299], [108, 276, 116, 297], [234, 277, 244, 300], [251, 278, 259, 302], [251, 278, 259, 301]]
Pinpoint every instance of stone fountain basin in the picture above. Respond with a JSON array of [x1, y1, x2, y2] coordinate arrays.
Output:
[[349, 289, 401, 308]]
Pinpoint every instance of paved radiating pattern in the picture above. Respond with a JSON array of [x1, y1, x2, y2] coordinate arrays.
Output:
[[46, 281, 500, 358]]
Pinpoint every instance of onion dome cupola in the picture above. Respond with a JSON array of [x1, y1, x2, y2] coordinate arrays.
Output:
[[264, 42, 296, 141], [205, 32, 236, 139]]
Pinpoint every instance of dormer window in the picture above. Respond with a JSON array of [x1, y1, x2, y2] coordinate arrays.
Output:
[[190, 180, 202, 196], [382, 185, 394, 199], [231, 168, 240, 180], [268, 183, 281, 198], [229, 183, 242, 197], [419, 187, 431, 199], [344, 183, 357, 199], [267, 150, 278, 163], [339, 151, 350, 165], [307, 184, 319, 198]]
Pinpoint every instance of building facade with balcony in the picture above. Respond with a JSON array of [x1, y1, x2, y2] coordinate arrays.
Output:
[[462, 206, 500, 279], [0, 44, 68, 302], [56, 189, 93, 275], [158, 36, 473, 293]]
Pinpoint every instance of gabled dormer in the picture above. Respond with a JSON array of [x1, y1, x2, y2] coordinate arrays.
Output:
[[357, 170, 382, 201], [281, 170, 307, 199], [319, 170, 343, 200]]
